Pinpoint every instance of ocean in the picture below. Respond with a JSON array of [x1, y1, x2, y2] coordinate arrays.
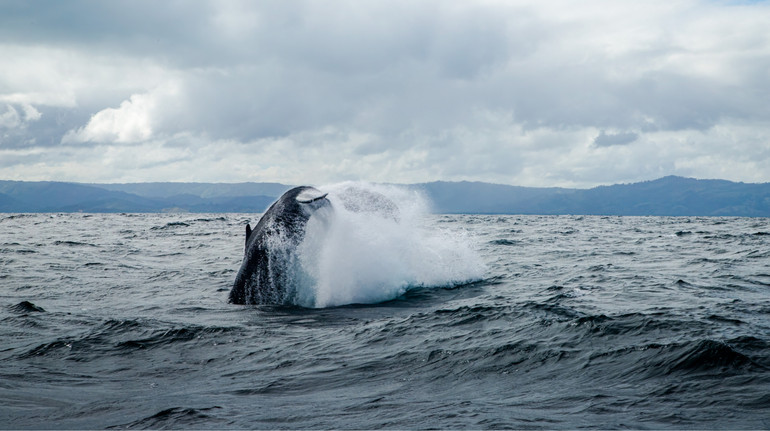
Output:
[[1, 197, 769, 428]]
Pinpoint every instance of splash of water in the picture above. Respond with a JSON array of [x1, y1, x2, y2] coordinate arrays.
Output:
[[295, 182, 486, 308]]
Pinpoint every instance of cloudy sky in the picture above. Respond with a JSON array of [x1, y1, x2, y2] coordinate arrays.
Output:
[[1, 0, 769, 187]]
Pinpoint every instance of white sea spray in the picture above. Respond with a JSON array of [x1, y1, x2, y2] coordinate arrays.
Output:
[[296, 182, 486, 307]]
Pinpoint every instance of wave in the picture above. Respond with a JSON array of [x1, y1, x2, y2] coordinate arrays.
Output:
[[108, 406, 225, 429], [330, 305, 769, 386], [9, 301, 46, 313], [661, 339, 760, 374], [0, 214, 34, 222], [16, 318, 239, 360], [584, 337, 770, 380], [489, 239, 520, 246], [52, 240, 97, 247], [113, 326, 233, 351], [190, 217, 227, 223], [151, 221, 190, 230]]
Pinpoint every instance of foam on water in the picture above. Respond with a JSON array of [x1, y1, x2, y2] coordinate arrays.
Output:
[[296, 182, 486, 308]]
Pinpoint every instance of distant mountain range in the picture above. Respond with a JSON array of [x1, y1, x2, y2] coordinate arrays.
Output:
[[419, 176, 770, 216], [1, 176, 768, 216]]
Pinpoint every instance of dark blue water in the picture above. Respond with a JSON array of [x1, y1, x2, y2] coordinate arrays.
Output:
[[1, 213, 769, 429]]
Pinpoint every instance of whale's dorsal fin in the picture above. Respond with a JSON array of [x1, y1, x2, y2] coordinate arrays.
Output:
[[296, 189, 328, 204], [245, 223, 252, 245]]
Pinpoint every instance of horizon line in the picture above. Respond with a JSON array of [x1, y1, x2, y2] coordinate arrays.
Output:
[[1, 175, 767, 190]]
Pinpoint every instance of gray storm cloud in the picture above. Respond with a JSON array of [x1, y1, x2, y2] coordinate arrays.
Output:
[[0, 0, 769, 186]]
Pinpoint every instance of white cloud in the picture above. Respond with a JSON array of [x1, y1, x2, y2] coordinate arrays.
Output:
[[0, 103, 41, 131], [21, 104, 41, 122], [0, 0, 769, 186], [62, 83, 181, 144], [0, 105, 21, 129], [63, 93, 155, 144], [2, 117, 768, 188]]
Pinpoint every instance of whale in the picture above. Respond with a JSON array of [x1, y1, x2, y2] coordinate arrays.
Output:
[[229, 186, 331, 305]]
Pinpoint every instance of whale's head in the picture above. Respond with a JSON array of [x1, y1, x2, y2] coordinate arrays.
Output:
[[232, 186, 331, 305], [244, 186, 330, 247]]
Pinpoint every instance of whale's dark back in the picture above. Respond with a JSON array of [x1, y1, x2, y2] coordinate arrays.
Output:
[[230, 186, 329, 305]]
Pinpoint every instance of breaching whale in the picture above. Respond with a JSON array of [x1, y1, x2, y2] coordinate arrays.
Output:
[[229, 186, 331, 305]]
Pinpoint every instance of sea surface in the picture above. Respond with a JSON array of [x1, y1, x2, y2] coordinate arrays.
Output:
[[1, 212, 769, 429]]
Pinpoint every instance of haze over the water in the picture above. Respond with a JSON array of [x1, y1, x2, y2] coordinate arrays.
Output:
[[1, 1, 769, 188]]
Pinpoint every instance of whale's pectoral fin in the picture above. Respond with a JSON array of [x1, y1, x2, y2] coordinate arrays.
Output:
[[245, 223, 252, 246]]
